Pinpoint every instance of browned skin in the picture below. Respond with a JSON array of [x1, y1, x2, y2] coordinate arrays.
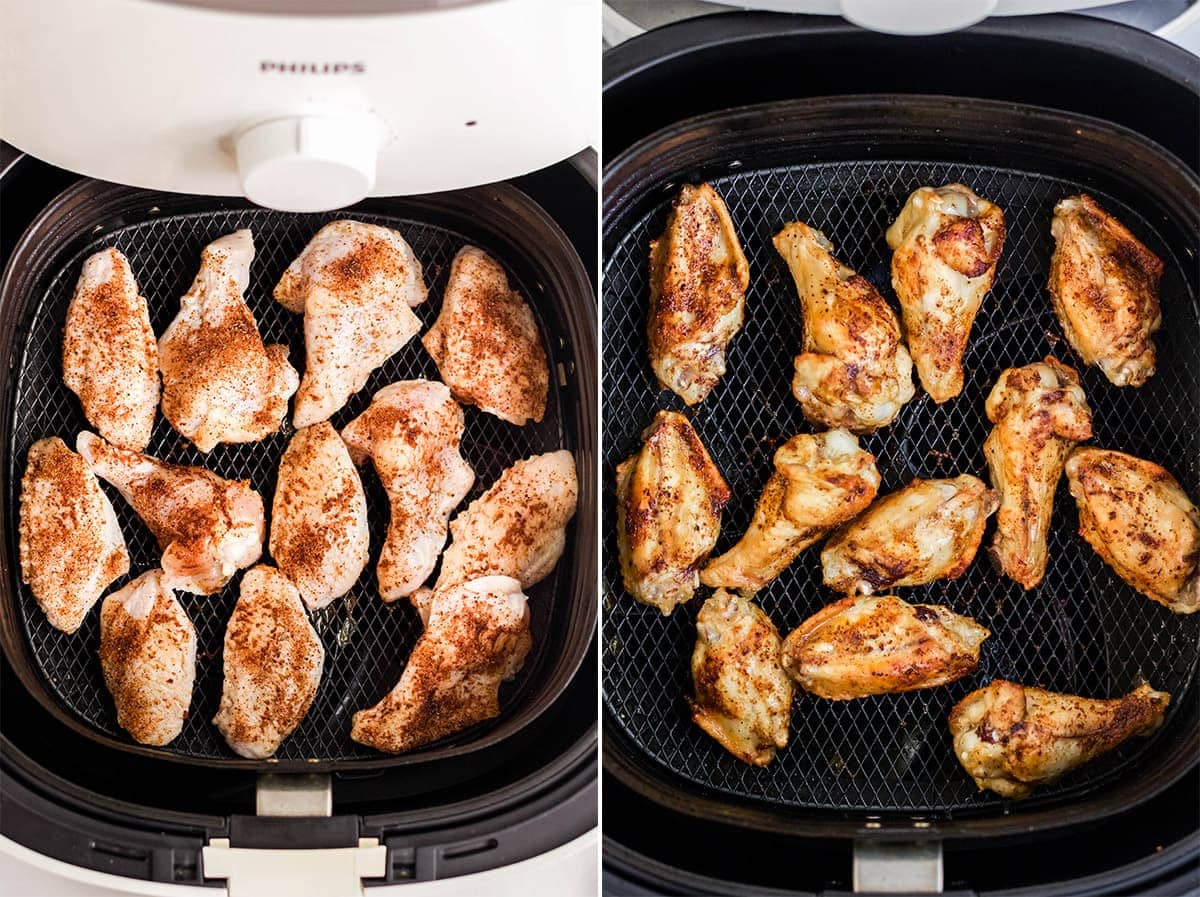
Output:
[[648, 183, 750, 405], [949, 680, 1169, 798], [1065, 448, 1200, 613], [1048, 195, 1164, 387], [782, 595, 989, 700], [422, 246, 549, 425], [984, 356, 1093, 590], [616, 411, 731, 613]]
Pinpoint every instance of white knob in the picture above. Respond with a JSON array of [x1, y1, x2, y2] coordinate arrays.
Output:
[[839, 0, 998, 34], [235, 116, 379, 213]]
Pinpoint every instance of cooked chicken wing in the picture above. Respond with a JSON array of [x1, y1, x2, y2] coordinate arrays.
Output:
[[1048, 195, 1163, 386], [616, 411, 731, 614], [1065, 448, 1199, 613], [886, 184, 1006, 402], [159, 230, 298, 452], [647, 183, 749, 405], [350, 575, 531, 754], [690, 590, 792, 766], [62, 248, 159, 451], [985, 357, 1093, 590], [949, 680, 1169, 798], [276, 220, 426, 427], [821, 475, 999, 595], [269, 423, 369, 611], [99, 570, 197, 746], [775, 222, 915, 433], [782, 595, 989, 700], [78, 432, 264, 595], [701, 429, 880, 593], [213, 565, 324, 759], [19, 437, 129, 633], [340, 381, 474, 602], [422, 246, 549, 425]]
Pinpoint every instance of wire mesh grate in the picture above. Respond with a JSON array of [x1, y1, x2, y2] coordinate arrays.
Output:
[[602, 160, 1200, 814]]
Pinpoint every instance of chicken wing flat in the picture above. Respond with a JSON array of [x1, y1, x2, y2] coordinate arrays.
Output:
[[782, 595, 989, 700], [616, 411, 731, 614], [62, 248, 159, 451], [648, 183, 749, 405], [159, 230, 298, 452], [701, 429, 880, 593], [423, 246, 549, 425], [1065, 448, 1199, 613], [19, 437, 129, 633], [985, 356, 1093, 590], [775, 222, 915, 433], [886, 184, 1006, 402], [821, 475, 999, 595], [78, 432, 264, 595], [690, 590, 792, 767], [99, 569, 197, 746], [350, 575, 531, 754], [949, 680, 1169, 798], [1048, 195, 1163, 386]]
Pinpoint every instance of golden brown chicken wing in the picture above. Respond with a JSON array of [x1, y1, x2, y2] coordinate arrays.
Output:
[[775, 221, 914, 433], [1048, 195, 1163, 386], [821, 475, 999, 595], [1065, 448, 1199, 613], [886, 184, 1006, 402], [782, 595, 989, 699], [985, 357, 1093, 590], [949, 680, 1169, 798], [616, 411, 730, 614], [701, 429, 880, 593], [690, 590, 792, 766], [648, 183, 749, 405]]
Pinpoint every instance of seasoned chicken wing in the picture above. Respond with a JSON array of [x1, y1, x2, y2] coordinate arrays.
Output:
[[985, 357, 1093, 590], [350, 575, 531, 754], [276, 220, 426, 427], [423, 246, 549, 425], [701, 429, 880, 593], [1048, 195, 1163, 386], [270, 423, 370, 611], [886, 184, 1006, 402], [648, 183, 749, 405], [775, 222, 915, 433], [782, 595, 989, 700], [949, 680, 1169, 798], [821, 475, 999, 595], [340, 381, 474, 602], [99, 570, 197, 746], [213, 565, 324, 759], [78, 432, 264, 595], [19, 437, 129, 633], [616, 411, 731, 614], [1065, 448, 1199, 613], [62, 248, 159, 450], [690, 590, 792, 766], [159, 230, 298, 452]]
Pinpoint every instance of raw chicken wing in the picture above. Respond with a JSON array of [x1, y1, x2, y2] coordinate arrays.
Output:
[[821, 475, 999, 595], [1065, 448, 1199, 613], [949, 680, 1169, 798], [985, 357, 1093, 589], [62, 248, 159, 450], [701, 429, 880, 593], [158, 230, 298, 452], [19, 437, 129, 633], [775, 221, 915, 432], [78, 431, 264, 595]]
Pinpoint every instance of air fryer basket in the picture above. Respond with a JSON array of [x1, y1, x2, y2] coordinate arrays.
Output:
[[602, 96, 1199, 828], [0, 180, 597, 771]]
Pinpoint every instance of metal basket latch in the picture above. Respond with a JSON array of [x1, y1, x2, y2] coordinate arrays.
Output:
[[853, 840, 944, 893]]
